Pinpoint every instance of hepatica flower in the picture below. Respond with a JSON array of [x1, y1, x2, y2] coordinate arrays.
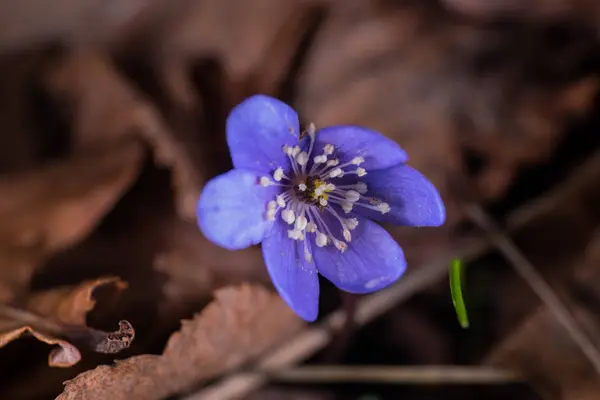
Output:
[[197, 95, 445, 322]]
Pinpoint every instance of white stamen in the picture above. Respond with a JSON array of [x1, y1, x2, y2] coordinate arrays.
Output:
[[377, 202, 391, 214], [283, 144, 301, 176], [345, 218, 359, 230], [304, 248, 313, 262], [345, 190, 360, 202], [352, 156, 365, 165], [316, 232, 328, 247], [273, 167, 285, 181], [343, 229, 352, 242], [329, 168, 343, 178], [296, 152, 309, 166], [334, 240, 348, 252], [288, 229, 304, 240], [282, 209, 296, 224], [307, 122, 316, 138], [355, 182, 368, 194], [313, 155, 327, 164], [264, 130, 379, 254], [276, 195, 286, 208], [295, 215, 308, 231], [341, 200, 353, 213]]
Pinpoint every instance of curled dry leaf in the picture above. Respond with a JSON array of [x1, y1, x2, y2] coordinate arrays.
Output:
[[58, 284, 304, 400], [297, 1, 598, 212], [44, 50, 201, 220], [0, 277, 134, 368], [0, 138, 143, 302]]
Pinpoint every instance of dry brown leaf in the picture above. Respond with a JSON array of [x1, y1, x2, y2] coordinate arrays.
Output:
[[44, 49, 201, 220], [58, 284, 304, 400], [297, 1, 598, 214], [0, 138, 143, 301], [0, 277, 134, 368], [25, 277, 128, 326]]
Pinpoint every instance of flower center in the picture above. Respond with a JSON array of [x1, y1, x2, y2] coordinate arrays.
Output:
[[259, 123, 390, 262]]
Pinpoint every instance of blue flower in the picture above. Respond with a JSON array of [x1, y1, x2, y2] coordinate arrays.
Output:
[[197, 95, 445, 322]]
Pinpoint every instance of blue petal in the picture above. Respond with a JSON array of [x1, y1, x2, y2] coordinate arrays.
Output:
[[362, 164, 446, 227], [197, 169, 278, 250], [227, 95, 300, 173], [314, 125, 408, 171], [313, 218, 407, 294], [262, 220, 320, 322]]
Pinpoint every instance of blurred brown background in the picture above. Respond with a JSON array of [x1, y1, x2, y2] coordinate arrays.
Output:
[[0, 0, 600, 399]]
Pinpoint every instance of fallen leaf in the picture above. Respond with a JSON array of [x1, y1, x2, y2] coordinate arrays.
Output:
[[0, 138, 143, 301], [25, 277, 128, 326], [58, 284, 304, 400], [0, 277, 134, 368], [44, 50, 201, 220]]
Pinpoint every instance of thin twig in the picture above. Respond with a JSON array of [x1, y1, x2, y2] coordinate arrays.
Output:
[[262, 365, 522, 385], [465, 204, 600, 376]]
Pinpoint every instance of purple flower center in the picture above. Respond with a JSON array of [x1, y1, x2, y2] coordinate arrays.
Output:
[[258, 123, 391, 262]]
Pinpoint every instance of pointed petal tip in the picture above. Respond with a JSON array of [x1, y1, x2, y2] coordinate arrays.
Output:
[[361, 164, 447, 228], [272, 279, 320, 322]]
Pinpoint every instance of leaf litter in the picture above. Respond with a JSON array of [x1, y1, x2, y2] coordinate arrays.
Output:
[[0, 277, 133, 367], [0, 0, 597, 399], [58, 285, 303, 400]]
